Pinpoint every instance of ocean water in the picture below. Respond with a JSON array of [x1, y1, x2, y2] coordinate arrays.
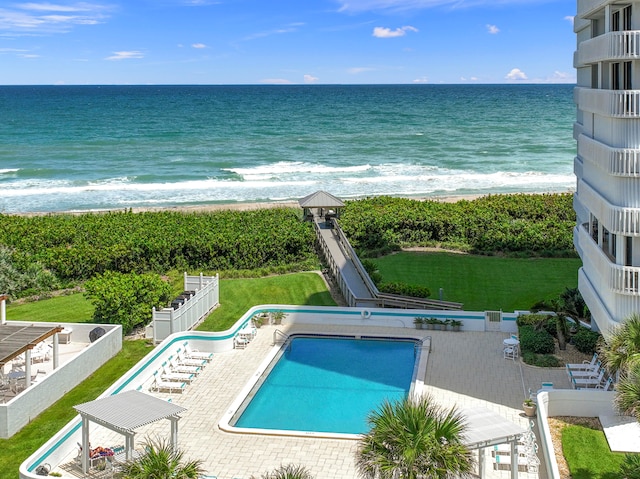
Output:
[[0, 84, 576, 213]]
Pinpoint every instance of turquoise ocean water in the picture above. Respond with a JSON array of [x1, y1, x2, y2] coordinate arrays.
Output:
[[0, 84, 576, 213]]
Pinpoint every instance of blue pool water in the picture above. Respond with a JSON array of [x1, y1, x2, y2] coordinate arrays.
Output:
[[233, 336, 417, 434]]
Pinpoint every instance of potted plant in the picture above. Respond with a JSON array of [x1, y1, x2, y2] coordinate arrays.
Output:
[[424, 317, 436, 330], [523, 398, 537, 417], [271, 310, 286, 325], [433, 319, 445, 331], [413, 317, 424, 330], [450, 319, 463, 332], [253, 314, 265, 329]]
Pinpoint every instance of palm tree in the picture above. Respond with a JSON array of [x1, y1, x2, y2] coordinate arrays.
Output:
[[355, 394, 474, 479], [599, 312, 640, 375], [116, 437, 204, 479], [251, 464, 315, 479], [614, 361, 640, 422]]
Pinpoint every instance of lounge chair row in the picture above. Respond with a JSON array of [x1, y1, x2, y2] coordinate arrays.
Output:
[[566, 353, 614, 390], [149, 343, 213, 394], [233, 320, 258, 349]]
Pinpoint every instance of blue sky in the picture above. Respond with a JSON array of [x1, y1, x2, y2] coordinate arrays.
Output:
[[0, 0, 576, 85]]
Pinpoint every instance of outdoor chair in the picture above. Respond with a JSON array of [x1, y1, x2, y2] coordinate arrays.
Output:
[[167, 355, 201, 375], [566, 361, 600, 379], [597, 377, 614, 391], [175, 348, 207, 368], [149, 374, 186, 394], [503, 344, 519, 360], [571, 368, 605, 389], [566, 352, 598, 372], [234, 334, 249, 349], [183, 342, 213, 362], [160, 364, 195, 384]]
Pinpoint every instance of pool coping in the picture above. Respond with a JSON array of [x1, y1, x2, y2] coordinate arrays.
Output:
[[218, 331, 429, 440]]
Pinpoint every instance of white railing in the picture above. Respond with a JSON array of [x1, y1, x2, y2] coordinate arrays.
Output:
[[578, 134, 640, 176], [152, 273, 219, 342], [577, 31, 640, 65], [577, 179, 640, 234], [575, 87, 640, 117]]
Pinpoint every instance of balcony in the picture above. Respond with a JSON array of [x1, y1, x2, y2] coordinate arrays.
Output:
[[577, 223, 640, 295], [576, 31, 640, 65], [577, 179, 640, 234], [575, 87, 640, 117], [578, 134, 640, 176]]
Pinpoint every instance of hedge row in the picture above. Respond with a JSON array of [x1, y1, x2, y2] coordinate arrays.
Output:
[[339, 193, 575, 256]]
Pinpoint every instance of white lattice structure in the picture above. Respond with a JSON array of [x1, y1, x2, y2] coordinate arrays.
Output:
[[574, 0, 640, 334]]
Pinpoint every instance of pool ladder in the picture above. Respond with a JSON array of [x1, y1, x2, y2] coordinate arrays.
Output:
[[273, 329, 289, 346]]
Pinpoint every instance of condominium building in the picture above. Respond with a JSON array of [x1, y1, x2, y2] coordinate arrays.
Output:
[[574, 1, 640, 333]]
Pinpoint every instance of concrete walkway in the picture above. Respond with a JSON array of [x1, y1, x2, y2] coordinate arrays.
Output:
[[61, 324, 574, 479]]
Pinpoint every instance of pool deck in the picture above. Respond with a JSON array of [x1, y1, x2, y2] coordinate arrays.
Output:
[[59, 324, 573, 479]]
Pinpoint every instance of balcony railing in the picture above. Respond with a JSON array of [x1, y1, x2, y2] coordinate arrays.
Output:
[[578, 134, 640, 176], [575, 87, 640, 117], [577, 31, 640, 65], [577, 223, 640, 295], [577, 179, 640, 234]]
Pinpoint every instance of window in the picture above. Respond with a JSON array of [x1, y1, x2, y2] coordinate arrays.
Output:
[[624, 5, 632, 31], [613, 10, 620, 31], [613, 62, 621, 90], [624, 61, 632, 90], [626, 236, 633, 266], [591, 216, 599, 244]]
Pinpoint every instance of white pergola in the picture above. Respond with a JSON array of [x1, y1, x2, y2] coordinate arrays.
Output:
[[462, 407, 529, 479], [74, 390, 187, 473]]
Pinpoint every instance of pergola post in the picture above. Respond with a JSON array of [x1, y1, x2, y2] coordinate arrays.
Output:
[[478, 448, 485, 478], [511, 439, 518, 479], [24, 349, 32, 388], [81, 416, 90, 473], [170, 416, 179, 449], [125, 433, 135, 460], [52, 334, 59, 369]]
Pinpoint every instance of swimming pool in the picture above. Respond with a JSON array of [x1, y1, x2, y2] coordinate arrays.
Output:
[[222, 334, 423, 438]]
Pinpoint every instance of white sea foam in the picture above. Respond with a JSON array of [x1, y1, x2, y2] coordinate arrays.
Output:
[[0, 168, 19, 174]]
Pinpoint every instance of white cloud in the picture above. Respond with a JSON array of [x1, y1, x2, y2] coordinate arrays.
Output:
[[486, 24, 499, 34], [412, 76, 428, 83], [348, 67, 374, 74], [505, 67, 527, 81], [304, 74, 319, 83], [336, 0, 546, 13], [0, 2, 112, 35], [564, 15, 574, 25], [244, 22, 304, 41], [546, 70, 576, 83], [372, 25, 418, 38], [191, 43, 206, 49], [260, 78, 293, 84], [460, 76, 480, 81], [105, 51, 144, 61]]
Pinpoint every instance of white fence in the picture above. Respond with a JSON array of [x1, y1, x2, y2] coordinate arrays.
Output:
[[151, 273, 219, 343]]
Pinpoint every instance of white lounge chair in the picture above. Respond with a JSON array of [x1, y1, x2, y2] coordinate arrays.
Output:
[[597, 377, 614, 391], [168, 355, 201, 375], [566, 361, 600, 378], [183, 342, 213, 362], [234, 334, 249, 349], [571, 368, 605, 389], [566, 352, 598, 372], [160, 363, 195, 384], [176, 348, 207, 368], [150, 374, 186, 394]]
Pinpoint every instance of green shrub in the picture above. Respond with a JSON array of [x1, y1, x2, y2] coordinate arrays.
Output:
[[519, 324, 555, 354], [522, 352, 562, 367], [378, 281, 430, 298], [84, 271, 172, 334], [516, 313, 549, 327], [620, 453, 640, 479], [0, 246, 60, 299], [572, 328, 602, 354]]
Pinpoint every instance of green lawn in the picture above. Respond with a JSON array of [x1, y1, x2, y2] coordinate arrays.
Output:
[[7, 293, 94, 323], [562, 423, 627, 479], [197, 272, 336, 331], [372, 251, 582, 311]]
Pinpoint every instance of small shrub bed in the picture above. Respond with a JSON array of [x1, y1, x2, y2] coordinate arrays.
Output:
[[522, 351, 562, 368], [378, 281, 430, 298], [519, 324, 555, 355], [572, 327, 601, 354]]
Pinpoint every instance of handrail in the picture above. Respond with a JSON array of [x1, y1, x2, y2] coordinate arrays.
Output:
[[272, 329, 289, 346]]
